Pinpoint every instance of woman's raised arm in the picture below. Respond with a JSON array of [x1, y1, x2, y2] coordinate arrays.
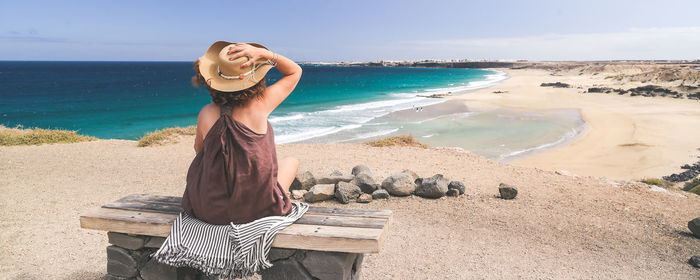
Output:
[[227, 43, 302, 114]]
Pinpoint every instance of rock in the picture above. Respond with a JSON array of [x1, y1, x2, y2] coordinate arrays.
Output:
[[106, 245, 137, 268], [357, 193, 372, 203], [555, 170, 578, 177], [401, 169, 419, 180], [447, 181, 465, 195], [107, 260, 138, 278], [414, 177, 423, 186], [108, 232, 146, 250], [144, 237, 165, 248], [689, 217, 700, 238], [351, 164, 372, 176], [690, 255, 700, 268], [291, 189, 308, 200], [351, 173, 379, 194], [299, 251, 360, 280], [106, 246, 137, 278], [381, 173, 416, 196], [330, 170, 343, 176], [334, 181, 362, 204], [372, 189, 390, 199], [415, 174, 449, 198], [291, 171, 316, 191], [446, 189, 460, 197], [540, 82, 570, 88], [498, 183, 518, 199], [316, 175, 354, 185], [140, 258, 177, 280], [261, 258, 314, 280], [304, 184, 335, 202], [268, 248, 296, 261]]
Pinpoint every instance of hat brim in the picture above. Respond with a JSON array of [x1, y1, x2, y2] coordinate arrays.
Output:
[[198, 41, 273, 92]]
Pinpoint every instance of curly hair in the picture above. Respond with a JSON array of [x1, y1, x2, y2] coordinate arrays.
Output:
[[191, 61, 266, 106]]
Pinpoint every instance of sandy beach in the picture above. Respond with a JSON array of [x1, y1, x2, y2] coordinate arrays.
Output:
[[450, 65, 700, 180], [1, 137, 699, 279]]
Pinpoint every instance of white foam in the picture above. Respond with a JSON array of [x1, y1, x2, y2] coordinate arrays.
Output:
[[497, 126, 584, 161], [341, 128, 400, 142], [275, 124, 362, 144], [269, 113, 304, 123], [421, 134, 435, 138]]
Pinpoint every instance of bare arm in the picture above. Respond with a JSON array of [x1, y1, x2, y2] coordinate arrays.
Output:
[[193, 103, 218, 153], [227, 43, 302, 114]]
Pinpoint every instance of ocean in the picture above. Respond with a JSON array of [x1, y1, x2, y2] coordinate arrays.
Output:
[[0, 61, 584, 161]]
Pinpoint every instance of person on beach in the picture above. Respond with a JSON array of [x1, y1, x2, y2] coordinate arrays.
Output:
[[181, 41, 303, 225]]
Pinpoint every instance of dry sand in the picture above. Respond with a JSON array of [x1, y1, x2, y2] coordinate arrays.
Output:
[[451, 67, 700, 180], [1, 138, 699, 279]]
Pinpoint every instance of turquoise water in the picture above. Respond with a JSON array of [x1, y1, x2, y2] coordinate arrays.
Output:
[[0, 62, 501, 140], [0, 61, 583, 160]]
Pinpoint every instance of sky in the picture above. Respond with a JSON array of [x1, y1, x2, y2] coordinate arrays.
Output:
[[1, 0, 699, 62]]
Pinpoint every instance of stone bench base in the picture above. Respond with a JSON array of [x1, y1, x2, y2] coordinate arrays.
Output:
[[105, 232, 363, 280]]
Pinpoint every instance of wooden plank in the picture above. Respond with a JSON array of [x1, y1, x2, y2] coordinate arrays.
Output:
[[103, 201, 182, 214], [271, 224, 383, 253], [80, 207, 387, 253], [112, 194, 182, 206], [295, 213, 386, 229], [307, 206, 392, 218], [80, 208, 176, 237], [103, 195, 392, 219]]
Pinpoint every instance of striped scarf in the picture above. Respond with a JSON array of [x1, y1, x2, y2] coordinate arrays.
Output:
[[151, 202, 309, 279]]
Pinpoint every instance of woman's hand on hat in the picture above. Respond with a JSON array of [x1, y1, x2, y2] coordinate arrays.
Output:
[[226, 43, 272, 69]]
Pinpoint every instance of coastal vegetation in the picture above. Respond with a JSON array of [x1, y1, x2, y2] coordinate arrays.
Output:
[[137, 126, 196, 147], [0, 125, 96, 146], [638, 178, 672, 187], [365, 135, 428, 148], [683, 178, 700, 195]]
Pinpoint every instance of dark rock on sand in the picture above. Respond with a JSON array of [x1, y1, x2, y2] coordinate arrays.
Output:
[[415, 174, 449, 198], [446, 189, 460, 197], [689, 217, 700, 238], [540, 82, 570, 88], [291, 171, 316, 191], [351, 164, 373, 177], [448, 181, 465, 195], [371, 189, 390, 199], [381, 173, 416, 196], [357, 193, 372, 203], [351, 173, 379, 194], [689, 256, 700, 268], [330, 170, 343, 176], [334, 181, 362, 204], [498, 183, 518, 199]]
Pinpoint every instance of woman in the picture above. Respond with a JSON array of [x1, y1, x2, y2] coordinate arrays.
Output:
[[181, 41, 303, 225]]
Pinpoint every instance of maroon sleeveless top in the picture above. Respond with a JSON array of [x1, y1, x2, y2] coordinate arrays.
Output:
[[181, 103, 292, 225]]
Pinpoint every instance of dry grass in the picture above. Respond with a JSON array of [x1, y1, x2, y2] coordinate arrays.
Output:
[[137, 126, 196, 147], [638, 178, 672, 188], [0, 125, 96, 146], [683, 178, 700, 195], [365, 134, 428, 148]]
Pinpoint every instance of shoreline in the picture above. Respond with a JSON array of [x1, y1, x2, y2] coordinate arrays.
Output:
[[448, 67, 700, 180]]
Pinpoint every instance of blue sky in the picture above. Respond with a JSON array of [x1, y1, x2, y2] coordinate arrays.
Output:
[[1, 0, 698, 61]]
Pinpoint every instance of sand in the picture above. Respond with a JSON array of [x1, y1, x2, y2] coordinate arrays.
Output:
[[1, 138, 699, 279], [450, 67, 700, 180]]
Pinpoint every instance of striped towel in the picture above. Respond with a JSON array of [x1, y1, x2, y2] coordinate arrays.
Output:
[[151, 202, 309, 279]]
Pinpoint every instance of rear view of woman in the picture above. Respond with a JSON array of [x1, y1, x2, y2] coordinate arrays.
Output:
[[181, 41, 303, 225]]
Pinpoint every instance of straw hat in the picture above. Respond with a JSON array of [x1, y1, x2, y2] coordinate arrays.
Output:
[[198, 41, 274, 92]]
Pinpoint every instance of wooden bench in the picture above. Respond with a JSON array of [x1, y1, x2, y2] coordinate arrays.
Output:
[[80, 194, 392, 280]]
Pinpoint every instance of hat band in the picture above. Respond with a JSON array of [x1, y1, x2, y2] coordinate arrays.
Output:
[[218, 66, 256, 80]]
